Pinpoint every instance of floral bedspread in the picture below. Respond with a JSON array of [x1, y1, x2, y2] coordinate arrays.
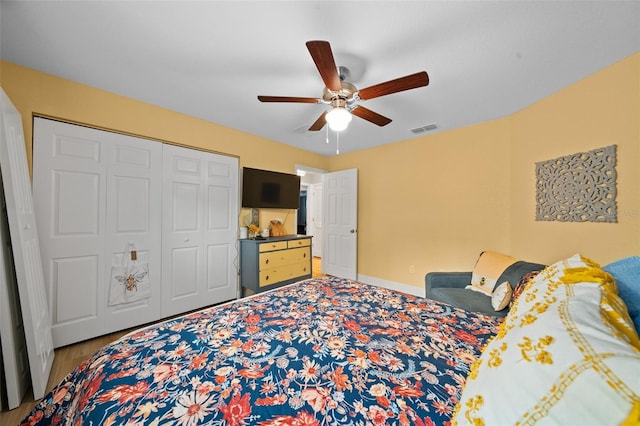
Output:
[[21, 277, 501, 426]]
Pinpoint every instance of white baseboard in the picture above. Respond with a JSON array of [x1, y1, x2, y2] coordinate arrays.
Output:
[[357, 274, 426, 298]]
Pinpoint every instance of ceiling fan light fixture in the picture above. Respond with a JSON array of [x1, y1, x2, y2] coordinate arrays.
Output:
[[326, 106, 352, 131], [258, 41, 429, 136]]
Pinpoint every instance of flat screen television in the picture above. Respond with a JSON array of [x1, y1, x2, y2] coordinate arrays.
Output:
[[241, 167, 301, 209]]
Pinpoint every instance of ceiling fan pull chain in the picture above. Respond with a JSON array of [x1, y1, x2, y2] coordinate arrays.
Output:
[[326, 125, 329, 144], [336, 131, 340, 155]]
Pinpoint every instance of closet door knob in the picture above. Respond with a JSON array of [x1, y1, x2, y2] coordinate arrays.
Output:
[[184, 237, 190, 242]]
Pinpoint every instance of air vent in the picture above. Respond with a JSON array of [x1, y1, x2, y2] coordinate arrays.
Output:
[[410, 123, 438, 134]]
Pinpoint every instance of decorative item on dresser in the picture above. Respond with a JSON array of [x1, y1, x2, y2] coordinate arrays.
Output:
[[269, 219, 286, 236], [239, 235, 312, 293]]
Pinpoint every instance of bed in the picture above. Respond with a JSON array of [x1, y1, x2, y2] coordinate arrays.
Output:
[[19, 276, 502, 425]]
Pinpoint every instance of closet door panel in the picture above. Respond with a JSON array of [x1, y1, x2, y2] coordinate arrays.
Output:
[[173, 182, 200, 231], [169, 246, 199, 298], [162, 146, 238, 317], [104, 134, 162, 333], [33, 119, 107, 347], [50, 170, 101, 328], [52, 256, 98, 323], [207, 244, 231, 290], [34, 118, 163, 345], [113, 177, 149, 232], [204, 160, 238, 297], [161, 147, 205, 316], [53, 171, 100, 235]]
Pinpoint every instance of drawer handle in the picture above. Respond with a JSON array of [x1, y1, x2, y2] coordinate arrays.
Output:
[[265, 259, 269, 264], [303, 253, 307, 258], [265, 275, 269, 281]]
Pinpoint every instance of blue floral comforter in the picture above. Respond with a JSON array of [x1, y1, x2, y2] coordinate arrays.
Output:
[[21, 277, 501, 426]]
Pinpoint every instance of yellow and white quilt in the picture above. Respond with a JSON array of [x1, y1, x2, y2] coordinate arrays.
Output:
[[454, 254, 640, 425]]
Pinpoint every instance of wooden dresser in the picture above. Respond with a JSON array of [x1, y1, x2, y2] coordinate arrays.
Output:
[[239, 235, 312, 293]]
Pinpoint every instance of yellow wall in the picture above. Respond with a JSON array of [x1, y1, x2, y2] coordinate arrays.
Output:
[[2, 53, 639, 291], [0, 60, 329, 235], [329, 118, 513, 284], [328, 52, 640, 288], [509, 53, 640, 264]]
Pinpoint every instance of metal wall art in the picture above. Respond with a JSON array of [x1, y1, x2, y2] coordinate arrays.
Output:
[[536, 145, 617, 223]]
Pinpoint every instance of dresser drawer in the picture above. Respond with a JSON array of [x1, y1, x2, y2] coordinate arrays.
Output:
[[258, 241, 288, 252], [259, 247, 310, 270], [259, 262, 310, 287], [287, 238, 311, 248]]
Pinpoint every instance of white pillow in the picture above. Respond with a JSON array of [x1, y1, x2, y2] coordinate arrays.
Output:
[[491, 281, 512, 311]]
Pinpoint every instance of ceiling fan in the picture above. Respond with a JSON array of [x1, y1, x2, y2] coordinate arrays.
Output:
[[258, 40, 430, 132]]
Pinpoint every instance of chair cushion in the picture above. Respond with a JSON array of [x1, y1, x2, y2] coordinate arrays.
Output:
[[429, 287, 508, 317]]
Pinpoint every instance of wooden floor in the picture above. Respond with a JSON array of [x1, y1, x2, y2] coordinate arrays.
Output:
[[312, 255, 324, 278], [1, 256, 325, 425]]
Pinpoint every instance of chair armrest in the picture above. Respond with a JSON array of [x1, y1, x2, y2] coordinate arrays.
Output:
[[425, 272, 472, 298]]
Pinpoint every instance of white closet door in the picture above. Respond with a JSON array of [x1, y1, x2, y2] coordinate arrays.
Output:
[[33, 118, 162, 347], [33, 118, 107, 346], [161, 145, 238, 317], [0, 91, 54, 400], [0, 173, 30, 409], [103, 132, 162, 333]]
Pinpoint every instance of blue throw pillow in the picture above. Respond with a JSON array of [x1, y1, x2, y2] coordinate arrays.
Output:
[[603, 256, 640, 333]]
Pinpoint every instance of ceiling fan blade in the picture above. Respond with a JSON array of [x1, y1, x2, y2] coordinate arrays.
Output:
[[351, 105, 392, 127], [308, 111, 327, 131], [306, 40, 342, 92], [357, 71, 429, 101], [258, 96, 320, 103]]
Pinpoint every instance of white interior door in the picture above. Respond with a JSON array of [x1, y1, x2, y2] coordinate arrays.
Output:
[[161, 145, 238, 317], [0, 173, 30, 409], [0, 89, 54, 400], [322, 169, 358, 279]]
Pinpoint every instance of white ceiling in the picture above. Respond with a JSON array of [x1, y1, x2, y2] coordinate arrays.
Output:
[[1, 1, 639, 156]]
